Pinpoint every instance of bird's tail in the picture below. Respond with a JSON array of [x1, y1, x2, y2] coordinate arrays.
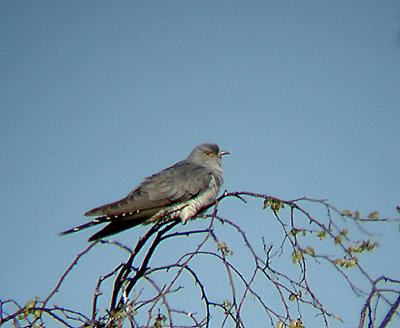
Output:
[[58, 216, 112, 237], [59, 207, 174, 242], [58, 211, 153, 241], [86, 220, 143, 242]]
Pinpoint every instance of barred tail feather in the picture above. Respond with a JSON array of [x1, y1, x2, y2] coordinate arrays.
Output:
[[58, 216, 111, 237], [59, 207, 161, 241]]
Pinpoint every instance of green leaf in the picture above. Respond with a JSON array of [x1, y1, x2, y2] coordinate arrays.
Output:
[[341, 210, 352, 216], [368, 211, 380, 219], [345, 259, 356, 268], [305, 246, 315, 256], [291, 250, 303, 264], [264, 197, 284, 212], [334, 235, 343, 245], [317, 230, 326, 241]]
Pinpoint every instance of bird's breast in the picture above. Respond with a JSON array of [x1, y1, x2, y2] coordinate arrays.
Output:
[[172, 174, 222, 224]]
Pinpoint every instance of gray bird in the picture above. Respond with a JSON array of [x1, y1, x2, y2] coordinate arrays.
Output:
[[60, 143, 229, 241]]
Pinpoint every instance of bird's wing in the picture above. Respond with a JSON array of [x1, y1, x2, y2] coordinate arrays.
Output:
[[84, 161, 213, 217]]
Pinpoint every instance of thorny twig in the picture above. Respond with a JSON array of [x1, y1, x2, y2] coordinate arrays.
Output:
[[3, 191, 399, 328]]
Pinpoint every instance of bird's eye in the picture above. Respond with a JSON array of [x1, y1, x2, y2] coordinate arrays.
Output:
[[204, 151, 213, 156]]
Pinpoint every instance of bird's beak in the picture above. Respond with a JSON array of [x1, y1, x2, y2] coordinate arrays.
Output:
[[218, 151, 230, 157]]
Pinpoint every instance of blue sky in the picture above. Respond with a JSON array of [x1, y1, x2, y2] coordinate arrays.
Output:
[[1, 1, 399, 327]]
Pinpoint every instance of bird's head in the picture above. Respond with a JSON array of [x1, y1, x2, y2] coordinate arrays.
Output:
[[187, 143, 229, 170]]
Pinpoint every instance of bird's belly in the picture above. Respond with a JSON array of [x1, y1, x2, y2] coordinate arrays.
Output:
[[171, 178, 221, 224]]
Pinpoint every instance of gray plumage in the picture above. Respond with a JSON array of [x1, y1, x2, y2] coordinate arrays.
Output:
[[60, 143, 229, 241]]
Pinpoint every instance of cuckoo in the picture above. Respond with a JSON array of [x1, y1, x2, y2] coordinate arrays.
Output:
[[60, 143, 229, 241]]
